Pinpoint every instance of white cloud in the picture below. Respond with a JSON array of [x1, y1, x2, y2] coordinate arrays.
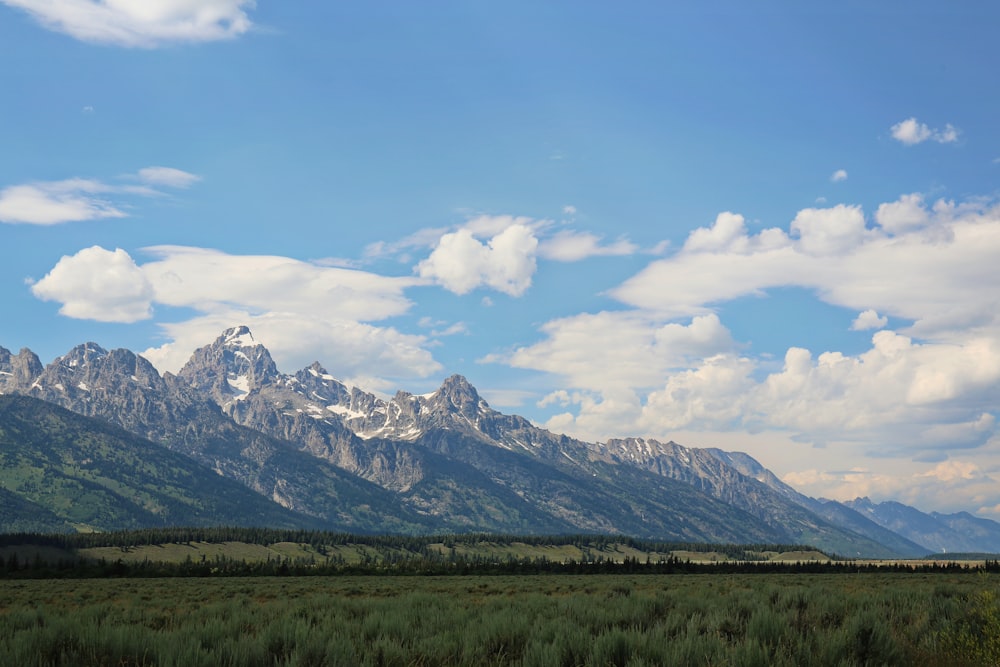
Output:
[[538, 230, 637, 262], [1, 0, 254, 47], [506, 195, 1000, 464], [32, 245, 441, 383], [611, 197, 1000, 341], [143, 313, 439, 390], [0, 181, 126, 225], [368, 213, 636, 289], [417, 317, 468, 337], [875, 193, 931, 234], [137, 166, 201, 188], [782, 458, 1000, 514], [790, 204, 869, 255], [30, 246, 154, 321], [140, 245, 419, 322], [0, 167, 199, 225], [416, 223, 538, 296], [509, 312, 735, 394], [890, 117, 960, 145], [851, 309, 888, 331], [830, 169, 848, 182], [683, 212, 751, 253]]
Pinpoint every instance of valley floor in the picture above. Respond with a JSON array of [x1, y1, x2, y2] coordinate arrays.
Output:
[[1, 572, 997, 666]]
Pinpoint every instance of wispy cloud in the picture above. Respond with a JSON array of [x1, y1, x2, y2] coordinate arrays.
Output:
[[0, 179, 127, 225], [137, 166, 201, 188], [0, 167, 199, 225], [890, 117, 960, 145], [538, 230, 638, 262], [0, 0, 255, 47], [830, 169, 848, 182]]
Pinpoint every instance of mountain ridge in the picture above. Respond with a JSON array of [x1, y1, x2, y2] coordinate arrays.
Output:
[[1, 325, 994, 556]]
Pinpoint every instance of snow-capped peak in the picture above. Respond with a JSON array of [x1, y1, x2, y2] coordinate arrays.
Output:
[[223, 325, 258, 348]]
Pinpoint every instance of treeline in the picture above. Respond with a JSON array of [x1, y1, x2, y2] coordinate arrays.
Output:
[[0, 526, 819, 558], [4, 525, 1000, 579], [4, 550, 999, 580]]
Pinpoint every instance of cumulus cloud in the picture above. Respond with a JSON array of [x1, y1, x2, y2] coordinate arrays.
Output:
[[851, 309, 888, 331], [790, 204, 870, 255], [507, 194, 1000, 464], [1, 0, 254, 47], [143, 313, 439, 391], [683, 212, 751, 253], [610, 196, 1000, 341], [0, 167, 199, 225], [830, 169, 848, 182], [508, 312, 736, 394], [416, 222, 539, 296], [875, 193, 931, 234], [31, 246, 154, 321], [890, 117, 960, 145], [365, 213, 638, 292], [31, 245, 441, 383]]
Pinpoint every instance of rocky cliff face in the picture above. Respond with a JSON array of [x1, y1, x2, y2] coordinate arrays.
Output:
[[177, 327, 426, 491], [0, 347, 43, 392]]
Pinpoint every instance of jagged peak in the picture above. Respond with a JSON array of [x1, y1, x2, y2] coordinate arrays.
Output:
[[305, 361, 330, 375], [221, 325, 259, 348], [57, 342, 109, 367], [302, 362, 341, 383], [606, 437, 687, 452], [178, 327, 280, 396], [436, 374, 481, 400]]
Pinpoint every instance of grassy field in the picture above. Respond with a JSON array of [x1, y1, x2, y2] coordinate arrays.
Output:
[[1, 572, 997, 666]]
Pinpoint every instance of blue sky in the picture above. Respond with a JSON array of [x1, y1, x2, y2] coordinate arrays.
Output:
[[2, 1, 999, 516]]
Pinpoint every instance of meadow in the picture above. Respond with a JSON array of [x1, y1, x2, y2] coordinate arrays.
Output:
[[2, 571, 998, 666]]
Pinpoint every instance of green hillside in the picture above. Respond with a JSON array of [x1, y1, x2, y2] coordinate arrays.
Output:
[[0, 395, 323, 532]]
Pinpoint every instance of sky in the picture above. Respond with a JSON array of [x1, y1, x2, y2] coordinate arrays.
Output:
[[2, 1, 999, 517]]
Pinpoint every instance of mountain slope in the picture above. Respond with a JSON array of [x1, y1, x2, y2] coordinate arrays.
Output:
[[930, 512, 1000, 553], [0, 343, 439, 533], [0, 394, 326, 531], [705, 449, 930, 558], [174, 328, 800, 544], [844, 498, 985, 554]]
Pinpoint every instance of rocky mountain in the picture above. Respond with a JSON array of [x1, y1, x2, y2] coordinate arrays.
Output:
[[930, 511, 1000, 553], [0, 341, 436, 533], [706, 449, 930, 558], [845, 498, 1000, 554], [172, 328, 894, 550], [2, 325, 994, 556], [596, 438, 912, 558], [0, 394, 325, 532]]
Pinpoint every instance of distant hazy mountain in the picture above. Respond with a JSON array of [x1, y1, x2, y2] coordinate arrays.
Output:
[[3, 326, 996, 556], [844, 498, 1000, 554]]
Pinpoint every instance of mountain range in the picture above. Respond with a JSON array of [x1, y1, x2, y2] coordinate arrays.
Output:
[[2, 325, 997, 557]]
